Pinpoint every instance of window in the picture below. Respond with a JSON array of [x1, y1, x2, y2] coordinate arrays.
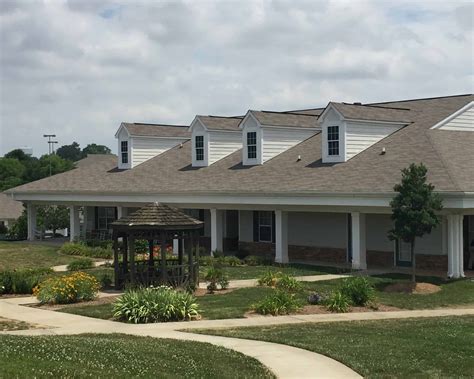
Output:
[[247, 131, 257, 159], [121, 141, 128, 164], [258, 211, 273, 242], [195, 136, 204, 161], [327, 126, 339, 156], [97, 207, 116, 230]]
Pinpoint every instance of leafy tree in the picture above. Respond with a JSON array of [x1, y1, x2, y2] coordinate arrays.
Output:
[[38, 154, 75, 178], [56, 142, 82, 162], [82, 143, 111, 157], [38, 206, 70, 236], [8, 209, 27, 240], [4, 149, 30, 161], [0, 158, 25, 191], [389, 163, 443, 283]]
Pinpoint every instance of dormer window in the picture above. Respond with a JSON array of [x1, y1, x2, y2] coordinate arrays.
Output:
[[327, 126, 339, 156], [195, 136, 204, 161], [121, 141, 128, 164], [247, 132, 257, 159]]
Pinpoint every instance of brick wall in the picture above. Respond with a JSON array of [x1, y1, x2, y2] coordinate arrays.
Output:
[[367, 250, 394, 268]]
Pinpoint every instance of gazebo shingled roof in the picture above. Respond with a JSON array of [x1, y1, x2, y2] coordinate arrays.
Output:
[[111, 202, 203, 230]]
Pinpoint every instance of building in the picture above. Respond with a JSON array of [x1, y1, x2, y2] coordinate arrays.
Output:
[[6, 94, 474, 277], [0, 192, 23, 229]]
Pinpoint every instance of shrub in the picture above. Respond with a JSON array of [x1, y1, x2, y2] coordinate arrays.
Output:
[[59, 242, 112, 259], [34, 272, 100, 304], [204, 267, 229, 293], [307, 292, 326, 305], [211, 250, 224, 258], [98, 272, 113, 289], [253, 290, 302, 315], [339, 276, 375, 306], [113, 286, 200, 323], [67, 258, 94, 271], [257, 270, 281, 287], [199, 256, 215, 267], [0, 268, 53, 294], [134, 239, 149, 254], [275, 274, 302, 293], [243, 255, 265, 266], [326, 290, 351, 313], [223, 256, 242, 266]]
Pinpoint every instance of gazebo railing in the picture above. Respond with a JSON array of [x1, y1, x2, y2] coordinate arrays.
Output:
[[117, 261, 199, 288]]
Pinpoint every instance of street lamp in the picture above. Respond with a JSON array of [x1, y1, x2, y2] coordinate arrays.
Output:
[[43, 134, 58, 176]]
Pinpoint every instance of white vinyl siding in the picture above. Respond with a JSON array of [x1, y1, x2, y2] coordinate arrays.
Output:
[[345, 122, 401, 160], [208, 131, 242, 165], [261, 127, 315, 163], [437, 106, 474, 131], [131, 137, 185, 167]]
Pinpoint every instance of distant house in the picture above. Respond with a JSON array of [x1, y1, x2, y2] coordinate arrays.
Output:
[[6, 94, 474, 278], [0, 192, 23, 229]]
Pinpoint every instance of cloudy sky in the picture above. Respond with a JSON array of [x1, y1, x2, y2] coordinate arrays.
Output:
[[0, 0, 472, 156]]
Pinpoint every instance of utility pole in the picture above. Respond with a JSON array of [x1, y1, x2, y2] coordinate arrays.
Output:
[[43, 134, 58, 176]]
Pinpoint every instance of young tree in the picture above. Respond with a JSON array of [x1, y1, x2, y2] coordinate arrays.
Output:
[[389, 163, 443, 283], [37, 206, 70, 236]]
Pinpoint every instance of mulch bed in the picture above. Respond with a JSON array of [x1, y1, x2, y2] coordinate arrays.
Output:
[[384, 282, 441, 294], [194, 288, 235, 297]]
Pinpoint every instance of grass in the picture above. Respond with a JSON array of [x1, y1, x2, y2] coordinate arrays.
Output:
[[0, 334, 274, 378], [0, 241, 78, 270], [200, 263, 345, 280], [57, 274, 474, 321], [194, 316, 474, 378], [0, 317, 33, 331]]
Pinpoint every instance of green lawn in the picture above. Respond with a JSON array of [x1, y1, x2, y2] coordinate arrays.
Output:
[[0, 241, 77, 270], [199, 263, 346, 280], [58, 275, 474, 321], [194, 316, 474, 378], [0, 334, 274, 379]]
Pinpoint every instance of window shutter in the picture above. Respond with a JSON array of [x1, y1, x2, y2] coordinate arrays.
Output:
[[253, 211, 259, 242], [272, 212, 276, 243]]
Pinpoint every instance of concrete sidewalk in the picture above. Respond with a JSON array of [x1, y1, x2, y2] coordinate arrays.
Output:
[[0, 296, 361, 379]]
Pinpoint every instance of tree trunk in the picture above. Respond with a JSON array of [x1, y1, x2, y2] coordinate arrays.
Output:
[[411, 239, 416, 283]]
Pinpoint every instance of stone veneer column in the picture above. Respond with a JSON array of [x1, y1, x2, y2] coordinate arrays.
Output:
[[447, 214, 464, 278], [275, 210, 289, 264], [351, 212, 367, 270]]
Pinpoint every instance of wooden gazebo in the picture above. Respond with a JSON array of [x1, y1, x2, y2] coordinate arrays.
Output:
[[111, 203, 203, 289]]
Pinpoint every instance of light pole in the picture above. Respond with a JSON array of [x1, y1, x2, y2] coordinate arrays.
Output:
[[43, 134, 57, 176]]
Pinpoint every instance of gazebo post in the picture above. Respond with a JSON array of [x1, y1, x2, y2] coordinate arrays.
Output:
[[178, 234, 184, 265], [112, 230, 120, 288], [195, 231, 200, 285], [129, 236, 136, 285], [123, 236, 128, 274], [188, 232, 194, 287], [148, 239, 154, 285], [160, 232, 167, 283]]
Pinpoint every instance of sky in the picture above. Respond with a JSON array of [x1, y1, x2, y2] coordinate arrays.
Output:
[[0, 0, 473, 156]]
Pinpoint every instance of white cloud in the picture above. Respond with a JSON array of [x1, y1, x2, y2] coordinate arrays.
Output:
[[0, 0, 472, 156]]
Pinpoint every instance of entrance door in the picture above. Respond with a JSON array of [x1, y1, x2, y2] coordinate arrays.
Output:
[[396, 239, 412, 267]]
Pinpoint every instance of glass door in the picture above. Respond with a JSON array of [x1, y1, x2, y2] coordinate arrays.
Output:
[[396, 239, 412, 267]]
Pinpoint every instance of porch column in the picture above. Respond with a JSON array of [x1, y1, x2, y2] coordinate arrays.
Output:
[[275, 210, 289, 264], [351, 212, 367, 270], [117, 206, 123, 219], [447, 214, 464, 278], [69, 205, 80, 242], [27, 203, 37, 241], [210, 208, 224, 254]]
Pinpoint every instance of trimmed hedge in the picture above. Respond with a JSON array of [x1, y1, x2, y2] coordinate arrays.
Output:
[[59, 242, 112, 259], [0, 268, 53, 295]]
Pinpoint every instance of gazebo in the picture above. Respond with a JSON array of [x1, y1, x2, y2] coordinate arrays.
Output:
[[111, 203, 204, 289]]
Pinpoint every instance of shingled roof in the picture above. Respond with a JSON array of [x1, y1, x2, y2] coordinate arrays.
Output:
[[0, 193, 23, 220], [111, 203, 203, 230], [196, 116, 243, 131], [120, 123, 190, 138], [329, 102, 413, 123], [248, 110, 320, 128], [7, 94, 474, 196]]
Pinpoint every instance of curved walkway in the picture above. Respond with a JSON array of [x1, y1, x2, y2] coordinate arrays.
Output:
[[0, 296, 361, 378]]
